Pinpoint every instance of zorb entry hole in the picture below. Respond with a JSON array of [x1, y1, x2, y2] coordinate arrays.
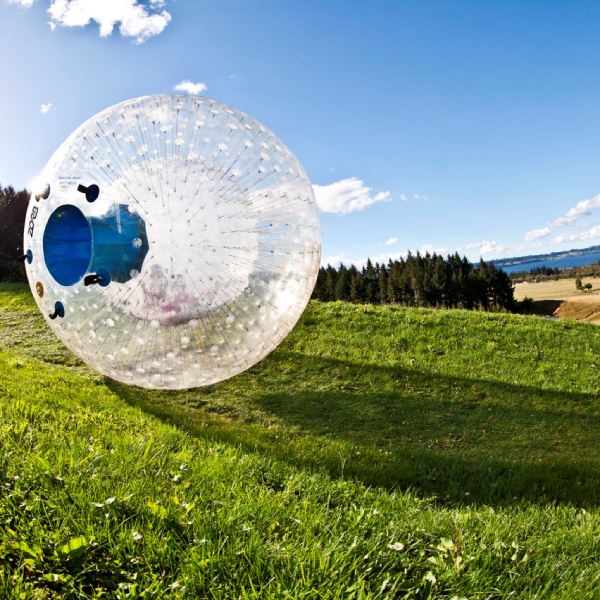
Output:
[[43, 205, 92, 287]]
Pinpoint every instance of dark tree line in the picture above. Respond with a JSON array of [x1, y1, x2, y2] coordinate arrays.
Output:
[[0, 183, 515, 312], [0, 185, 29, 283], [312, 252, 515, 311]]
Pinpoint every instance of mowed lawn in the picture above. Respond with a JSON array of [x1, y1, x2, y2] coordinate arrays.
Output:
[[1, 282, 600, 598]]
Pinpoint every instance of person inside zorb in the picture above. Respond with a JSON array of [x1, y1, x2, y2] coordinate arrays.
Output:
[[23, 95, 321, 389]]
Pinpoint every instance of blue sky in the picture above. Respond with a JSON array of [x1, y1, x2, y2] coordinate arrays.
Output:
[[3, 0, 600, 267]]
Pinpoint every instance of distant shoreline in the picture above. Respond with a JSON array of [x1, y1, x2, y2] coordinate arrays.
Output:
[[492, 245, 600, 274], [492, 244, 600, 269]]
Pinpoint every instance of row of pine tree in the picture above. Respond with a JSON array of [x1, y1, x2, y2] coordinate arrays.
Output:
[[312, 253, 515, 311], [0, 184, 515, 312], [0, 185, 29, 283]]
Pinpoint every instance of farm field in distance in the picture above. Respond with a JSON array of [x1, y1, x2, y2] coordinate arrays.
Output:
[[2, 283, 600, 598], [514, 276, 600, 302], [514, 277, 600, 323]]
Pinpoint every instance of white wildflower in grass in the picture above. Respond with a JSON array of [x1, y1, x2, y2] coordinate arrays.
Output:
[[387, 542, 405, 551]]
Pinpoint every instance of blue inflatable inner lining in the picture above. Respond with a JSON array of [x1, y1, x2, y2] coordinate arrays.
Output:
[[43, 205, 92, 286], [87, 205, 149, 283]]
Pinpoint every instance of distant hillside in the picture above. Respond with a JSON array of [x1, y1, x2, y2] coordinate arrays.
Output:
[[492, 244, 600, 269]]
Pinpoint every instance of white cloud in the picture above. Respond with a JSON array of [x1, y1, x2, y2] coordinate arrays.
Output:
[[379, 237, 398, 246], [173, 80, 207, 95], [312, 177, 391, 214], [321, 253, 347, 268], [321, 244, 449, 270], [47, 0, 171, 44], [7, 0, 37, 7], [329, 251, 407, 270], [398, 193, 426, 202], [551, 225, 600, 245], [524, 226, 551, 242], [465, 240, 511, 258], [40, 102, 53, 114], [356, 251, 406, 268], [420, 244, 448, 256], [549, 194, 600, 227]]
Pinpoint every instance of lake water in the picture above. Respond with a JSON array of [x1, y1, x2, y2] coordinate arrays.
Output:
[[497, 252, 600, 274]]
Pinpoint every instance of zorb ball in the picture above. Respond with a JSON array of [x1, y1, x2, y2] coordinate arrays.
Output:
[[24, 95, 321, 389]]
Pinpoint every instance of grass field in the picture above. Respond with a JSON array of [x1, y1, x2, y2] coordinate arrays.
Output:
[[514, 276, 600, 302], [2, 283, 600, 598]]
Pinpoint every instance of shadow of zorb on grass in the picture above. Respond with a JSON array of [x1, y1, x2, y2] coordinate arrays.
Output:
[[22, 94, 321, 389]]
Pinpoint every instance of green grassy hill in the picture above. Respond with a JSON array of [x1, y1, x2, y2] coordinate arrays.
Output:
[[1, 283, 600, 598]]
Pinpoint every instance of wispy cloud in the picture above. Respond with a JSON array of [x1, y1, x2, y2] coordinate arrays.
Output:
[[380, 237, 398, 246], [520, 192, 600, 249], [7, 0, 36, 7], [46, 0, 171, 44], [348, 251, 406, 269], [312, 177, 391, 214], [173, 80, 207, 95], [399, 193, 427, 202], [551, 225, 600, 245], [549, 194, 600, 227], [322, 244, 448, 269], [321, 253, 348, 268], [420, 243, 448, 256], [465, 240, 511, 258], [322, 251, 407, 269], [40, 102, 53, 114], [524, 226, 551, 242]]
